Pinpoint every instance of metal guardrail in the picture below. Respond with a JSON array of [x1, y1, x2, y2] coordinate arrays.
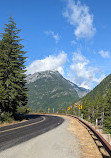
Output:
[[67, 114, 111, 156], [40, 113, 111, 155]]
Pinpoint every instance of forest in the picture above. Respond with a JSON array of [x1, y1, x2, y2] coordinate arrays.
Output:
[[81, 88, 111, 134], [67, 74, 111, 134]]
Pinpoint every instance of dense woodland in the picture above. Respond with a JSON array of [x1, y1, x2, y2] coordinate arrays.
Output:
[[63, 74, 111, 134], [81, 75, 111, 134], [0, 17, 27, 122], [82, 89, 111, 134]]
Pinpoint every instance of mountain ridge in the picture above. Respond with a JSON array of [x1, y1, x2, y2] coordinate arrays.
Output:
[[82, 74, 111, 99], [26, 70, 89, 112]]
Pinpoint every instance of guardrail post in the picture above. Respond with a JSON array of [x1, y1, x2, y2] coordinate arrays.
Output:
[[96, 118, 98, 126]]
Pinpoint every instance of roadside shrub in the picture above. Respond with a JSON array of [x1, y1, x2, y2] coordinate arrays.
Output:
[[0, 112, 13, 123], [37, 108, 46, 113], [17, 106, 30, 114]]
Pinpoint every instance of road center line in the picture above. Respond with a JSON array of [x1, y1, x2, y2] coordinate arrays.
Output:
[[0, 116, 46, 134]]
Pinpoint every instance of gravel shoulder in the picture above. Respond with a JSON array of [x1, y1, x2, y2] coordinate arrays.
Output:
[[67, 116, 102, 158]]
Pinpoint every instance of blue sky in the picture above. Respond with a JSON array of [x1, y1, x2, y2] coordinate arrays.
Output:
[[0, 0, 111, 89]]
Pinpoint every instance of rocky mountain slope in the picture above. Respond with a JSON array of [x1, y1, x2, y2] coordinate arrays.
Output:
[[26, 70, 88, 112]]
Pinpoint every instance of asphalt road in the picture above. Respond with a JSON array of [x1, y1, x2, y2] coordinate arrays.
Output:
[[0, 114, 64, 152]]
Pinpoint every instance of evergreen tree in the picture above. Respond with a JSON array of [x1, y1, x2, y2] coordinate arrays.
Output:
[[0, 16, 27, 117], [82, 96, 90, 120], [81, 83, 111, 133], [104, 89, 111, 133]]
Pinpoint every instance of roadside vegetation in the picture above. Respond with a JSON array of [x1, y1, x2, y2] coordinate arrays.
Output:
[[81, 88, 111, 134], [59, 74, 111, 134], [81, 74, 111, 134], [0, 17, 28, 123]]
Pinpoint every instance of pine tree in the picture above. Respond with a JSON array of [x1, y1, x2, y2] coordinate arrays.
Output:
[[82, 96, 91, 120], [104, 89, 111, 133], [0, 16, 28, 117]]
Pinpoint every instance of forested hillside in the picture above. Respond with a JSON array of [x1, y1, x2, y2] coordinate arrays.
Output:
[[26, 71, 78, 112], [81, 74, 111, 134], [26, 71, 88, 112]]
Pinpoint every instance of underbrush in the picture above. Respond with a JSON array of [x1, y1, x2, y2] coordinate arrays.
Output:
[[0, 112, 14, 123], [0, 106, 28, 124]]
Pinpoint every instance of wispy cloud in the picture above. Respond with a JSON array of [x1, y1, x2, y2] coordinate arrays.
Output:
[[26, 51, 67, 75], [45, 31, 60, 43], [67, 52, 105, 89], [63, 0, 96, 39], [99, 50, 110, 58], [71, 40, 77, 45]]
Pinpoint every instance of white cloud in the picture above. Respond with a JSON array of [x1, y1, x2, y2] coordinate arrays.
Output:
[[68, 52, 105, 89], [26, 51, 67, 75], [99, 50, 110, 58], [45, 31, 60, 43], [63, 0, 96, 39], [93, 74, 106, 84]]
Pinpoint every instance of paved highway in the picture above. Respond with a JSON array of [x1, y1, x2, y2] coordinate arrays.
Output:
[[0, 114, 64, 152]]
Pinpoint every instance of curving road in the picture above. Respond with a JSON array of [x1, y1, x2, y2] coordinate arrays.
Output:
[[0, 114, 64, 152]]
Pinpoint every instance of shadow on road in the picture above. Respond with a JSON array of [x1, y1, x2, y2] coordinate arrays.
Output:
[[0, 114, 64, 152]]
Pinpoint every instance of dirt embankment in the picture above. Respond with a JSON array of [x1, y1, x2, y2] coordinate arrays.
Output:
[[66, 116, 102, 158]]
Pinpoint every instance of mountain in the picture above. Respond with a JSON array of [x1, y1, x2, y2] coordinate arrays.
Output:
[[67, 80, 89, 98], [26, 70, 88, 112], [83, 74, 111, 99]]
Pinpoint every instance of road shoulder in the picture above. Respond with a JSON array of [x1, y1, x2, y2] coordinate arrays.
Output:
[[67, 115, 102, 158]]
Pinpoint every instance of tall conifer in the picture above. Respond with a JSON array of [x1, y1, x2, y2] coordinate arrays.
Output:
[[104, 89, 111, 133], [0, 16, 27, 116]]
